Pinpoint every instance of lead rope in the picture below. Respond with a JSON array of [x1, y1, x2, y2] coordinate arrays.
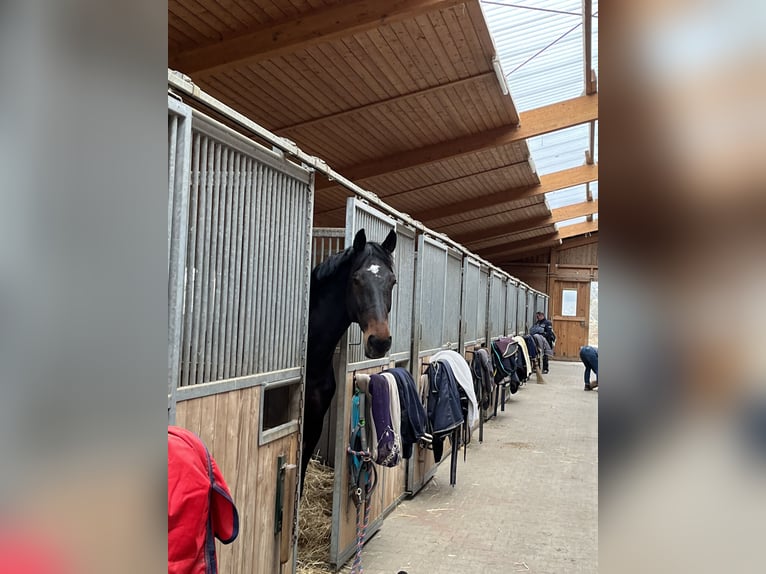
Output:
[[347, 383, 377, 574], [347, 449, 376, 574]]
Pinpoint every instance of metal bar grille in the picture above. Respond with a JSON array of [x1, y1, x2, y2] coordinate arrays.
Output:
[[526, 291, 535, 333], [444, 250, 463, 348], [517, 285, 527, 333], [489, 272, 507, 340], [462, 258, 481, 344], [478, 267, 489, 343], [417, 237, 447, 354], [345, 200, 398, 366], [174, 112, 313, 387], [392, 226, 416, 356], [506, 280, 518, 335]]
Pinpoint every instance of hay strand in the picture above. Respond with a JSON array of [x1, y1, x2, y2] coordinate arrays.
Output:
[[297, 458, 335, 574]]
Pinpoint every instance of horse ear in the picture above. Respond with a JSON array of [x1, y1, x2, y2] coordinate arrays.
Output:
[[353, 228, 366, 253], [381, 229, 397, 253]]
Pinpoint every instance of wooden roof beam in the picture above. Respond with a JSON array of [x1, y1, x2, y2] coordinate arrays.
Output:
[[485, 236, 562, 261], [456, 199, 598, 245], [316, 93, 598, 189], [170, 0, 467, 76], [315, 158, 530, 218], [496, 241, 562, 264], [496, 235, 599, 266], [477, 220, 598, 259], [583, 0, 598, 95], [415, 163, 598, 222]]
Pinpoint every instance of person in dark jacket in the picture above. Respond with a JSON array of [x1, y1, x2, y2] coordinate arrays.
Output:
[[531, 311, 556, 373], [579, 345, 598, 391]]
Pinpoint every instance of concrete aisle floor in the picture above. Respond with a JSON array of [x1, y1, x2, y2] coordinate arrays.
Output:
[[344, 360, 598, 574]]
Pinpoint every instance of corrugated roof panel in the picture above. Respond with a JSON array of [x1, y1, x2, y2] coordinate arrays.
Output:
[[547, 184, 587, 209], [556, 216, 587, 229], [527, 124, 590, 175], [482, 0, 599, 203]]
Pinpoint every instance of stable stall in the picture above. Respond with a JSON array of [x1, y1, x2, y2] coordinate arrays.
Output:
[[167, 91, 313, 574]]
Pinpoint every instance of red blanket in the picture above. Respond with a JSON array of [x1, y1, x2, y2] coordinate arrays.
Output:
[[168, 426, 239, 574]]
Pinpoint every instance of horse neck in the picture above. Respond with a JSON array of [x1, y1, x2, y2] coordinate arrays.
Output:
[[307, 275, 352, 370]]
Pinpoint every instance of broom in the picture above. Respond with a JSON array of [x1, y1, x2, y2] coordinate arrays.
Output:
[[533, 337, 546, 384]]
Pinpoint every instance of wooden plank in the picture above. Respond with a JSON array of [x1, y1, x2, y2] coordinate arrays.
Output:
[[556, 220, 599, 240], [456, 200, 599, 245], [413, 163, 598, 222], [233, 387, 255, 573], [309, 42, 370, 108], [557, 233, 599, 252], [169, 1, 228, 46], [212, 392, 232, 572], [432, 5, 467, 80], [175, 394, 203, 435], [224, 390, 243, 571], [465, 0, 498, 59], [171, 0, 468, 75], [402, 15, 448, 85], [362, 27, 417, 92], [314, 93, 597, 188]]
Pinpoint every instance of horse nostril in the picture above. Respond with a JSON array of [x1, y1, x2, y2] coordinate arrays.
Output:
[[368, 335, 392, 352]]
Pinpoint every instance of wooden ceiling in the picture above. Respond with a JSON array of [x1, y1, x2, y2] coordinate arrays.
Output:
[[168, 0, 598, 266]]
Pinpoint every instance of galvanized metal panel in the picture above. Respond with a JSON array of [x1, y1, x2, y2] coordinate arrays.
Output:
[[443, 249, 463, 350], [517, 284, 528, 333], [417, 235, 448, 354], [526, 290, 536, 333], [461, 258, 482, 345], [311, 228, 345, 269], [505, 279, 518, 336], [478, 266, 489, 343], [344, 198, 398, 367], [392, 225, 417, 357], [488, 271, 507, 340], [175, 110, 313, 388], [168, 96, 193, 424]]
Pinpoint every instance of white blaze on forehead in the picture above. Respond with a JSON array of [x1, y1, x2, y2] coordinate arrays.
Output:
[[366, 264, 380, 275]]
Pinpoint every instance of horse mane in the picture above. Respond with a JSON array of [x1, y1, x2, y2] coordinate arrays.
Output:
[[312, 247, 354, 284], [311, 242, 393, 285]]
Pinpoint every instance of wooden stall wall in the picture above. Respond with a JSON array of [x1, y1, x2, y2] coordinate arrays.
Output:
[[330, 362, 408, 568], [176, 387, 299, 574]]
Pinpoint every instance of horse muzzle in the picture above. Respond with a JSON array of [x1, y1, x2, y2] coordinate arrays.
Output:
[[364, 333, 392, 359]]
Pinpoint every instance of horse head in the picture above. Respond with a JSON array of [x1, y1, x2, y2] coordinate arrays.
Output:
[[347, 228, 397, 359]]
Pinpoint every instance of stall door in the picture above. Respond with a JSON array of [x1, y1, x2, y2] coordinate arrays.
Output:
[[552, 280, 591, 359]]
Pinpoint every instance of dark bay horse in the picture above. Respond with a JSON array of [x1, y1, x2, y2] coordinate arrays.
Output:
[[300, 228, 397, 494]]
